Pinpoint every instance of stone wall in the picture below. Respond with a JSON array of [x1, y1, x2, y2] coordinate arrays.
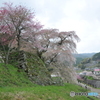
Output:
[[83, 79, 100, 88], [9, 51, 53, 85]]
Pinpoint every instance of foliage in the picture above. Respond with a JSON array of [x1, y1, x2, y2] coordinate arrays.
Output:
[[92, 52, 100, 61], [0, 33, 14, 64], [8, 51, 19, 66], [77, 52, 100, 70], [0, 2, 43, 64], [0, 2, 80, 68], [51, 77, 63, 85], [74, 57, 84, 66], [85, 76, 94, 80], [93, 63, 100, 68], [77, 58, 91, 69], [78, 64, 86, 69], [0, 2, 43, 49], [81, 58, 91, 64], [33, 29, 80, 66]]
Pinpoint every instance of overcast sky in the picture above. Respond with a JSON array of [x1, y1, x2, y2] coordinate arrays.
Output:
[[0, 0, 100, 53]]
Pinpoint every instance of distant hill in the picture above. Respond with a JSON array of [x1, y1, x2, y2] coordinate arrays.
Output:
[[76, 52, 100, 69], [92, 52, 100, 61], [74, 53, 96, 58], [73, 53, 96, 66]]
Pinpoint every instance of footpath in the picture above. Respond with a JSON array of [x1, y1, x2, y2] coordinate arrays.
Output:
[[78, 82, 100, 98]]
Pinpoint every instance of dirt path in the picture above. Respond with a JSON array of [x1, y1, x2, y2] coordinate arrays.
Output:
[[78, 82, 100, 98], [89, 86, 100, 93]]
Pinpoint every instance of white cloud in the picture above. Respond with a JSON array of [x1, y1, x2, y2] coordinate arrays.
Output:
[[0, 0, 100, 53]]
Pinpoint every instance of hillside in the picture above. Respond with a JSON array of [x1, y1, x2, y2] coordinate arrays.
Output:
[[74, 53, 96, 58], [0, 83, 96, 100], [92, 52, 100, 61], [77, 52, 100, 70], [0, 63, 98, 100], [74, 53, 96, 66], [0, 53, 99, 100], [0, 63, 34, 87]]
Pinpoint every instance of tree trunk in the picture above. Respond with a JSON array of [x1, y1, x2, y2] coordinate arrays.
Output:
[[5, 54, 8, 64], [17, 31, 21, 51], [5, 47, 11, 64], [37, 50, 42, 59]]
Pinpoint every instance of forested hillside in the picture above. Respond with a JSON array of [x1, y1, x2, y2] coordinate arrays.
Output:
[[77, 52, 100, 70], [74, 53, 96, 58], [74, 53, 96, 66]]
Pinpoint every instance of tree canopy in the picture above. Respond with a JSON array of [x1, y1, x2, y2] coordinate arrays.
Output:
[[92, 52, 100, 61], [0, 2, 80, 65]]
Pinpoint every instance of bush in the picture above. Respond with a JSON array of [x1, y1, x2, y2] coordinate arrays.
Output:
[[51, 77, 63, 85], [85, 76, 94, 80]]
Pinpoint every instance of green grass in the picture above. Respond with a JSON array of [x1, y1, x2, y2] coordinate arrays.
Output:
[[0, 84, 99, 100], [0, 63, 99, 100], [8, 51, 52, 85], [0, 63, 34, 87], [85, 76, 94, 80]]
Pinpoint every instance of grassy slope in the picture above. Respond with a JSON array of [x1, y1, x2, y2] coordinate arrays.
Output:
[[0, 64, 99, 100], [9, 51, 52, 85], [0, 63, 34, 87], [0, 84, 99, 100]]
